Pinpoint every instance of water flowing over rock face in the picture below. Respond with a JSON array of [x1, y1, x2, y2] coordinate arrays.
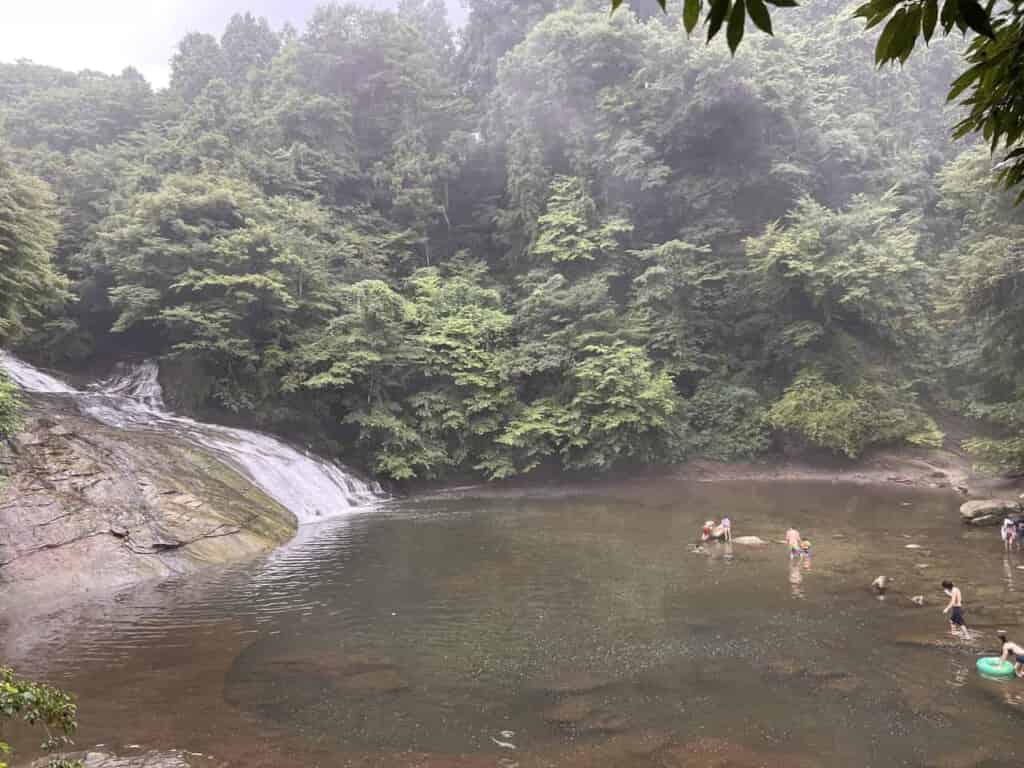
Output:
[[0, 353, 383, 609], [1, 353, 383, 523], [0, 406, 296, 608]]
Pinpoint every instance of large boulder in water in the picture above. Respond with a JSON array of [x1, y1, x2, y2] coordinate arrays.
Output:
[[732, 535, 766, 545], [960, 499, 1021, 525]]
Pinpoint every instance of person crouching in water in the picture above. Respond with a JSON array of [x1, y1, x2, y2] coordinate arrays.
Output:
[[998, 631, 1024, 678], [942, 580, 968, 638]]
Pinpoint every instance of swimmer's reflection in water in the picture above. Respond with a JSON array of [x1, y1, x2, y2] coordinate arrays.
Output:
[[708, 541, 734, 561], [789, 559, 805, 599]]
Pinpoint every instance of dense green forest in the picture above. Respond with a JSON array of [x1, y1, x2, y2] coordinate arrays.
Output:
[[1, 0, 1023, 481]]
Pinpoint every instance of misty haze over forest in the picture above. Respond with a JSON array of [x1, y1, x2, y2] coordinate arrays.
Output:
[[1, 0, 469, 86], [1, 0, 1024, 484]]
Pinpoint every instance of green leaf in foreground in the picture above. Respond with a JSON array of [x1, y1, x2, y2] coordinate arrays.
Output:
[[922, 0, 938, 42], [747, 0, 773, 34], [707, 0, 731, 40], [684, 0, 702, 33], [959, 0, 995, 38], [727, 0, 747, 52]]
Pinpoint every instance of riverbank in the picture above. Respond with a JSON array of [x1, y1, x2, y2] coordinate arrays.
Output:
[[413, 444, 1013, 503]]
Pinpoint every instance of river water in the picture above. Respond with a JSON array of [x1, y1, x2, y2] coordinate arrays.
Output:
[[4, 477, 1024, 767]]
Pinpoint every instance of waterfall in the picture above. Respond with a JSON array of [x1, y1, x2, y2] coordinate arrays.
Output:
[[0, 352, 383, 523]]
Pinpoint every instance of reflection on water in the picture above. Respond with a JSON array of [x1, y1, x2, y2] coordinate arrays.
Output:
[[788, 558, 805, 599], [5, 479, 1024, 767]]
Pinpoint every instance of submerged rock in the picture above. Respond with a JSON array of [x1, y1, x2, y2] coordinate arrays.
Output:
[[339, 668, 409, 693], [732, 535, 766, 545], [543, 695, 598, 723], [529, 671, 615, 694], [582, 714, 631, 733], [617, 728, 673, 756], [660, 737, 823, 768], [960, 499, 1021, 525], [543, 695, 631, 734], [264, 653, 410, 693]]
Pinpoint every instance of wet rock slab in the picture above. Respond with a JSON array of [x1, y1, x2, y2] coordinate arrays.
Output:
[[0, 408, 296, 612]]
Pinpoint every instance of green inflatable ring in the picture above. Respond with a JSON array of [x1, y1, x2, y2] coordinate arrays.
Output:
[[977, 657, 1016, 678]]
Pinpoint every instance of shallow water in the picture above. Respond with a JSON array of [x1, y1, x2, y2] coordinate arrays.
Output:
[[6, 479, 1024, 767]]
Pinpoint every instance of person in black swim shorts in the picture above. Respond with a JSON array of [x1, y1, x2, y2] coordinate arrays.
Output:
[[942, 580, 967, 638]]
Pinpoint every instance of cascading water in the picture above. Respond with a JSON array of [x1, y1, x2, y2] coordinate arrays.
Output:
[[0, 352, 383, 523]]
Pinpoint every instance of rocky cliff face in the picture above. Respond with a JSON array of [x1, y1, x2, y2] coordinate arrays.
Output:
[[0, 398, 296, 612]]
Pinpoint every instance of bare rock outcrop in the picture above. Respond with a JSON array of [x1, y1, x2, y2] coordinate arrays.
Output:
[[0, 404, 296, 611], [959, 499, 1021, 526]]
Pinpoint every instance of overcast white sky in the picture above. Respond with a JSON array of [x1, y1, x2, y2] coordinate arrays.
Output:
[[0, 0, 463, 88]]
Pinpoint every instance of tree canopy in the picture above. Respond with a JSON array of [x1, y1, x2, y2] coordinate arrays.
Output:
[[1, 2, 1023, 480], [611, 0, 1024, 200]]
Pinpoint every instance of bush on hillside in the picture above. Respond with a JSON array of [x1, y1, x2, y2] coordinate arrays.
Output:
[[767, 370, 943, 458]]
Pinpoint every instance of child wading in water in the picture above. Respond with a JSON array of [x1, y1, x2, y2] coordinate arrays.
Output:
[[942, 580, 968, 638]]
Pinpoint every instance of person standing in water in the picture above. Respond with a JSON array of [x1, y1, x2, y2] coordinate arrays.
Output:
[[785, 526, 801, 559], [1001, 516, 1018, 552], [942, 580, 967, 638], [998, 631, 1024, 677], [720, 515, 732, 542]]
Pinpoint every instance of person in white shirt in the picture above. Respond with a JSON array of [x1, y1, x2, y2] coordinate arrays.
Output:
[[1001, 517, 1017, 552], [720, 516, 732, 542]]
